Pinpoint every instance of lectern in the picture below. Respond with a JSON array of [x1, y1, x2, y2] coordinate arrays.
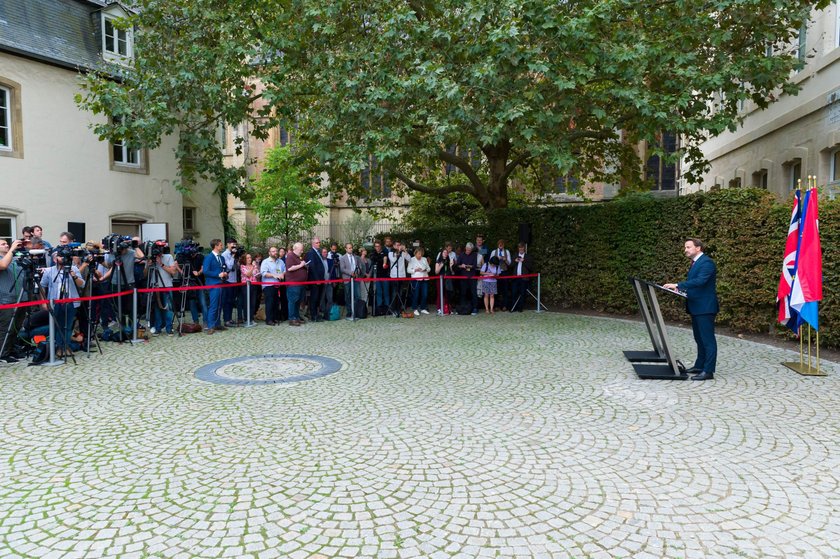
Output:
[[625, 278, 688, 380]]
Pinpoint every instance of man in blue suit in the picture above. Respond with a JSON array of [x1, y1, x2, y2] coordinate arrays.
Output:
[[664, 238, 719, 381], [306, 238, 326, 322], [202, 239, 228, 334]]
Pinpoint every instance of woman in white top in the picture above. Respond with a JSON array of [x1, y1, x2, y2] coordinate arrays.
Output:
[[408, 247, 431, 315]]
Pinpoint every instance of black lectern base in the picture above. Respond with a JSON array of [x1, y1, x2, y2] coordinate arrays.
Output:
[[623, 350, 666, 363], [632, 362, 689, 380]]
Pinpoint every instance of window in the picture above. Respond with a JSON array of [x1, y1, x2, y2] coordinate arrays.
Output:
[[831, 149, 840, 183], [0, 216, 14, 244], [360, 155, 391, 199], [110, 116, 146, 173], [554, 174, 579, 194], [183, 207, 196, 232], [753, 170, 769, 189], [798, 23, 807, 65], [113, 138, 140, 166], [788, 160, 802, 190], [836, 0, 840, 48], [102, 14, 132, 59], [645, 132, 678, 190], [279, 127, 291, 147], [0, 87, 10, 151], [0, 78, 22, 158]]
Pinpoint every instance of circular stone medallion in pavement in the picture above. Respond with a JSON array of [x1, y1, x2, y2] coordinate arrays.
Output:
[[194, 354, 343, 385]]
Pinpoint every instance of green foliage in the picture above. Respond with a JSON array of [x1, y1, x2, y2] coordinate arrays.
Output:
[[76, 0, 830, 211], [251, 147, 325, 248], [394, 189, 840, 347]]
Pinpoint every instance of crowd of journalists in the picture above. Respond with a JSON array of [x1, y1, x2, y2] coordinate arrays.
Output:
[[0, 226, 536, 364]]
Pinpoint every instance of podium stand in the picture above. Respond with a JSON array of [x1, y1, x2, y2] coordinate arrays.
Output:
[[625, 278, 688, 380]]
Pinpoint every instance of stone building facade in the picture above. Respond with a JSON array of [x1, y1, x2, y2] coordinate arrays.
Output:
[[685, 3, 840, 198], [0, 0, 221, 246]]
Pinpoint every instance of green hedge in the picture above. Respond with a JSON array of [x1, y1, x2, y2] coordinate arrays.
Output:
[[390, 189, 840, 347]]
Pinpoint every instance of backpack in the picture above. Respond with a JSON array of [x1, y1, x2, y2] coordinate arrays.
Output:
[[329, 304, 342, 321], [353, 299, 367, 319]]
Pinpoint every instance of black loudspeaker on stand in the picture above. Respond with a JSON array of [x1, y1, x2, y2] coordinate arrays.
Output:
[[624, 278, 689, 380], [518, 223, 532, 245]]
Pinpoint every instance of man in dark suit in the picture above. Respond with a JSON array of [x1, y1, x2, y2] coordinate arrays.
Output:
[[664, 238, 719, 381], [306, 238, 326, 321], [202, 239, 228, 334], [510, 242, 535, 312]]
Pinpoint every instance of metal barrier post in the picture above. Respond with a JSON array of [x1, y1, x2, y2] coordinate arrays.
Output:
[[439, 274, 444, 315], [131, 288, 143, 344], [350, 278, 355, 321], [43, 299, 63, 366], [245, 281, 256, 328], [535, 273, 543, 314]]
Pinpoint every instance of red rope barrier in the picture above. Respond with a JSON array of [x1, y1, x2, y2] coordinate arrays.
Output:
[[0, 274, 541, 310]]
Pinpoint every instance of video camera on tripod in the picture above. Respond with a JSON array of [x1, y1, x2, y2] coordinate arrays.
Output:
[[51, 243, 87, 262], [102, 234, 138, 255], [142, 239, 169, 260], [174, 239, 202, 265], [13, 244, 48, 274]]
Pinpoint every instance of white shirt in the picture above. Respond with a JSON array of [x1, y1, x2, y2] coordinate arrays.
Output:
[[516, 253, 526, 276], [408, 257, 430, 279], [388, 250, 410, 278]]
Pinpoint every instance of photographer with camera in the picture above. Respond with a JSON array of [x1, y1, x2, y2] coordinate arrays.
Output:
[[40, 248, 85, 357], [387, 241, 411, 313], [174, 238, 208, 329], [88, 242, 114, 332], [0, 239, 25, 364], [144, 241, 179, 336], [220, 238, 241, 327]]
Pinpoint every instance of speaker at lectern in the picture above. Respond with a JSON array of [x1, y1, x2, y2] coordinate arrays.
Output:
[[625, 278, 689, 380]]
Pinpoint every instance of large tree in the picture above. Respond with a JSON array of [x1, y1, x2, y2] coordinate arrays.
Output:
[[77, 0, 828, 210]]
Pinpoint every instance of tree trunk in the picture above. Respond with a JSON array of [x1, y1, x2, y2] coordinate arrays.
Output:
[[483, 140, 511, 210]]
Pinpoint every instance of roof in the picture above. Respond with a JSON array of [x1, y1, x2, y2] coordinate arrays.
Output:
[[0, 0, 119, 71]]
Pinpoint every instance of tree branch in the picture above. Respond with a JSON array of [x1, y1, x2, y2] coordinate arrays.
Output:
[[501, 153, 530, 182], [391, 169, 475, 197], [437, 149, 484, 190]]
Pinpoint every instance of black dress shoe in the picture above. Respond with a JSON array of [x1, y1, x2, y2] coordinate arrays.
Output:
[[685, 367, 702, 375], [691, 371, 714, 381]]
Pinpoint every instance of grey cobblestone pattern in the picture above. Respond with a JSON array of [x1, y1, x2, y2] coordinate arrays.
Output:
[[0, 313, 838, 559], [195, 355, 343, 386]]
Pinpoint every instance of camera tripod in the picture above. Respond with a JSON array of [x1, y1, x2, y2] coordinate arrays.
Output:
[[108, 255, 132, 342], [0, 262, 40, 360], [44, 263, 78, 365], [83, 269, 103, 357], [145, 260, 173, 335], [175, 261, 197, 336]]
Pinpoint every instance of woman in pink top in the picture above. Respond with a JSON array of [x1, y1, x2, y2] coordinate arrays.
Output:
[[480, 255, 500, 314], [239, 253, 259, 322]]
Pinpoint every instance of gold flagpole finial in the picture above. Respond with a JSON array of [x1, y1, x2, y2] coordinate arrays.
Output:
[[797, 178, 802, 191]]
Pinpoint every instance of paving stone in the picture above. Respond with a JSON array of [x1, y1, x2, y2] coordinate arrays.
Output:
[[0, 313, 838, 558]]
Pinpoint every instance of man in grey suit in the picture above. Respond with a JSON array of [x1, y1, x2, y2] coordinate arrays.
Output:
[[339, 243, 360, 319]]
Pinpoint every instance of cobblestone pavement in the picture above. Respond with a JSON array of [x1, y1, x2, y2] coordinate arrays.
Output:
[[1, 312, 838, 559]]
